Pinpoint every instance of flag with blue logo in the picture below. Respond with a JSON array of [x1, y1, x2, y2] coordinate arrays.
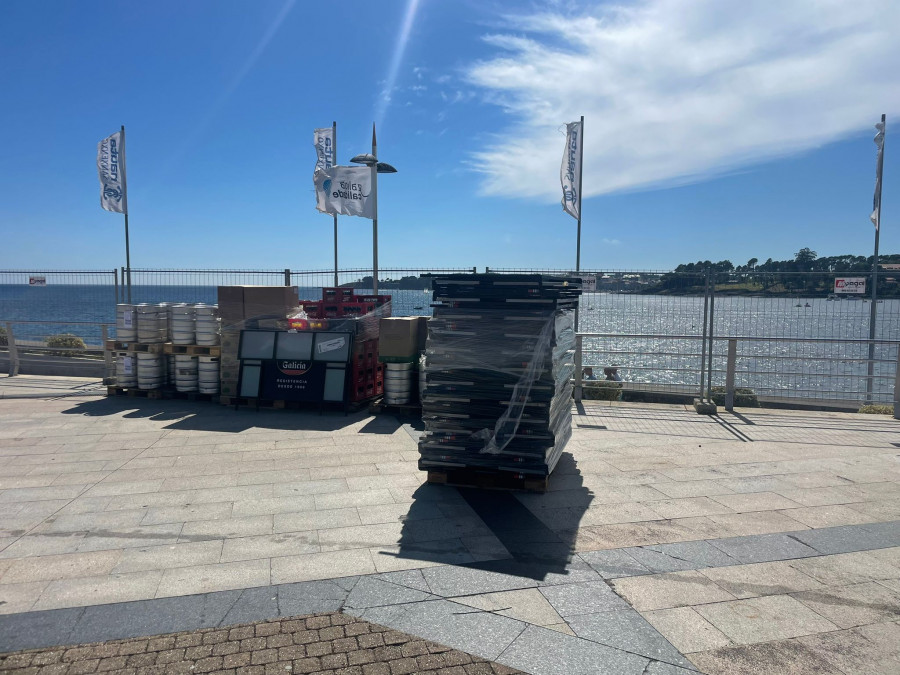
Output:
[[871, 120, 885, 231], [314, 127, 334, 171], [314, 166, 374, 219], [560, 120, 582, 220], [97, 131, 126, 214]]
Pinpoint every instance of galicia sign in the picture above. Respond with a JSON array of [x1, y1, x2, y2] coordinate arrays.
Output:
[[834, 277, 866, 294]]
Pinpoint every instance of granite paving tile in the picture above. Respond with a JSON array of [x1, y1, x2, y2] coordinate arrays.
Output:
[[32, 570, 164, 611], [699, 560, 825, 599], [578, 548, 652, 578], [0, 550, 123, 584], [625, 541, 739, 573], [643, 606, 733, 654], [219, 531, 319, 562], [350, 598, 527, 661], [708, 532, 818, 563], [271, 548, 376, 583], [796, 625, 900, 675], [790, 522, 896, 554], [496, 624, 650, 675], [695, 594, 840, 644], [343, 575, 438, 609], [451, 588, 566, 627], [788, 550, 900, 586], [155, 559, 270, 597], [538, 580, 630, 617], [111, 540, 224, 574], [689, 639, 845, 675], [567, 607, 695, 667], [0, 580, 48, 615], [612, 570, 736, 611], [0, 606, 84, 652], [792, 581, 900, 628]]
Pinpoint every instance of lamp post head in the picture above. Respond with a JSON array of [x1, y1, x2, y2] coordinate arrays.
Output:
[[350, 154, 397, 173]]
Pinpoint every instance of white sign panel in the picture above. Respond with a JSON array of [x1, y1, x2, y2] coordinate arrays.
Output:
[[581, 274, 596, 292], [97, 131, 127, 214], [560, 120, 582, 220], [313, 127, 334, 171], [834, 277, 866, 294], [29, 276, 47, 286], [313, 166, 374, 219]]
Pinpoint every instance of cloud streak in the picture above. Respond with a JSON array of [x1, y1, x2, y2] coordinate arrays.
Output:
[[465, 0, 900, 200]]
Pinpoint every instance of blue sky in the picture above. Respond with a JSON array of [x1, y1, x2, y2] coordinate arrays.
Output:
[[1, 0, 898, 272]]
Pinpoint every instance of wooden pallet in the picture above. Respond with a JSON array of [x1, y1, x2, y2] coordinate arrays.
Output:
[[162, 343, 221, 357], [107, 386, 165, 399], [105, 340, 164, 354], [368, 397, 422, 415], [107, 386, 217, 402], [426, 468, 549, 493], [219, 396, 371, 413]]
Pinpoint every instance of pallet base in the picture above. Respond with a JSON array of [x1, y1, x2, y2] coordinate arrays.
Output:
[[369, 397, 422, 415], [105, 341, 164, 354], [219, 396, 372, 413], [107, 386, 164, 399], [426, 468, 549, 493], [107, 386, 218, 402], [163, 343, 221, 357]]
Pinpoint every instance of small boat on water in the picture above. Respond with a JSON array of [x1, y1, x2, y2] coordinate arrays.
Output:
[[804, 302, 811, 307]]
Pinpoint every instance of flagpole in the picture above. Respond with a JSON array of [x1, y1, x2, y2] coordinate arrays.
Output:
[[576, 115, 584, 273], [332, 121, 339, 287], [575, 116, 584, 334], [120, 124, 132, 304], [371, 123, 379, 296], [866, 113, 886, 401]]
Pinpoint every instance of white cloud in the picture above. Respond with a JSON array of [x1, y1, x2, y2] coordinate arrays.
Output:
[[602, 238, 621, 246], [465, 0, 900, 200]]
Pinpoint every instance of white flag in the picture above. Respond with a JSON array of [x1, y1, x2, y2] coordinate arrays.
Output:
[[97, 130, 127, 214], [314, 166, 374, 219], [871, 120, 885, 231], [314, 127, 334, 171], [561, 120, 582, 220]]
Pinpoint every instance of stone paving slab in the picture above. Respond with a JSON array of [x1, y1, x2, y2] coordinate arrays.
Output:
[[2, 395, 900, 673], [0, 611, 522, 674]]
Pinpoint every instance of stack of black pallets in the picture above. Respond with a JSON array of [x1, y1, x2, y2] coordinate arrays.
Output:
[[418, 273, 581, 481]]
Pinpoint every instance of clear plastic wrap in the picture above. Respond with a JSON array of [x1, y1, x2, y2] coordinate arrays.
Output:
[[419, 274, 581, 477]]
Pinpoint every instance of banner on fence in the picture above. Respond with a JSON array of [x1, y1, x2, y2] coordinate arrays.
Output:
[[28, 276, 46, 286], [834, 277, 866, 294], [581, 274, 596, 292]]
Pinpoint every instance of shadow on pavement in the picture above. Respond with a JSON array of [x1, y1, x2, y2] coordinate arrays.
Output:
[[392, 452, 594, 581], [58, 397, 402, 434]]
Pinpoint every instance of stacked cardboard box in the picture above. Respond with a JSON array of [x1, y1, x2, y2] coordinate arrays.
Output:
[[217, 286, 300, 398], [419, 274, 581, 478]]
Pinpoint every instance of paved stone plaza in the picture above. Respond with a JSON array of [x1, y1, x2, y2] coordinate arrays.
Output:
[[0, 386, 899, 674]]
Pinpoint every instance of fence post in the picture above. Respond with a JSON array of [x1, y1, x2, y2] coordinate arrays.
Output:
[[707, 274, 716, 401], [284, 269, 291, 286], [5, 322, 18, 377], [485, 266, 491, 274], [725, 339, 737, 412], [114, 269, 119, 305], [698, 271, 710, 399], [894, 345, 900, 420], [574, 334, 583, 402], [101, 325, 114, 385], [472, 266, 477, 273]]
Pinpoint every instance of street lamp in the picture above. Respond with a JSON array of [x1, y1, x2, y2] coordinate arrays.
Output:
[[350, 124, 396, 295]]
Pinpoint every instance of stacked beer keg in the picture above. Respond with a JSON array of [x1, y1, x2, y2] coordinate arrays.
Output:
[[384, 362, 415, 405], [116, 304, 136, 342]]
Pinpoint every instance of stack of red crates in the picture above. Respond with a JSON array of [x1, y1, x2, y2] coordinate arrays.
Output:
[[304, 289, 390, 402]]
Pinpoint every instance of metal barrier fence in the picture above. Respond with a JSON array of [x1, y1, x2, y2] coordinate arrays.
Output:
[[1, 320, 114, 379], [2, 266, 899, 410], [574, 333, 900, 415]]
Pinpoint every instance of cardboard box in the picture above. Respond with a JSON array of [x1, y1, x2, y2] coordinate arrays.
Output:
[[217, 286, 245, 324], [217, 286, 299, 323], [378, 317, 420, 361]]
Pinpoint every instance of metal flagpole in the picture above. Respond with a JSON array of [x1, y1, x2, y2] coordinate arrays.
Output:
[[371, 123, 379, 296], [866, 113, 886, 401], [575, 116, 585, 334], [332, 121, 339, 287], [576, 115, 584, 273], [120, 125, 132, 303]]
